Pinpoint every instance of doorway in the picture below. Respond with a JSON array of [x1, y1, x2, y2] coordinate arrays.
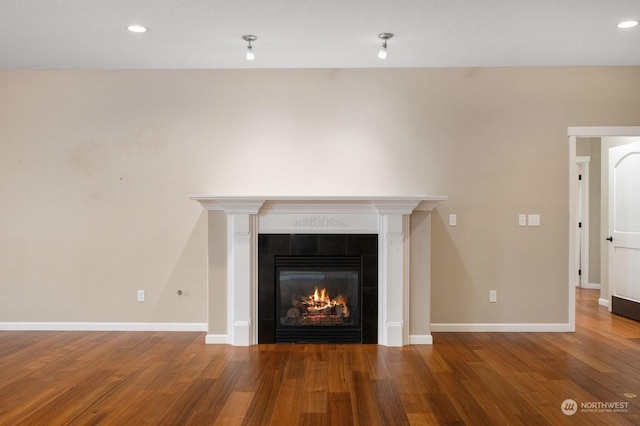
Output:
[[568, 127, 640, 330]]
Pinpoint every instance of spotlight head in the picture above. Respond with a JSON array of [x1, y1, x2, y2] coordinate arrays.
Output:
[[242, 35, 257, 61], [378, 33, 393, 59]]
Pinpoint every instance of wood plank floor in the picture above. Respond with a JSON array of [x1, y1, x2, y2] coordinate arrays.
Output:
[[2, 288, 640, 425]]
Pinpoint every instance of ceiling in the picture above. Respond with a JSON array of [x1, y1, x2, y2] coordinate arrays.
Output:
[[1, 0, 639, 70]]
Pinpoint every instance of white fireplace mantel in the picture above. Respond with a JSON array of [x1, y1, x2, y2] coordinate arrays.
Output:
[[191, 195, 447, 346]]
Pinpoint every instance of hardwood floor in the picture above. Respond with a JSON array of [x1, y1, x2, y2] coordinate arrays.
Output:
[[2, 288, 640, 425]]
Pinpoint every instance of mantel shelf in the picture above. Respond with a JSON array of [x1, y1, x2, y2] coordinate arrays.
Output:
[[189, 195, 448, 214]]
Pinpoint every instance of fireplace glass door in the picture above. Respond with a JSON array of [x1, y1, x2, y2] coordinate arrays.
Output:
[[275, 256, 361, 343]]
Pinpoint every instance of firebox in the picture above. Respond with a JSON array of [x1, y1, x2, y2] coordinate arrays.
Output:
[[257, 234, 378, 344], [275, 256, 361, 343]]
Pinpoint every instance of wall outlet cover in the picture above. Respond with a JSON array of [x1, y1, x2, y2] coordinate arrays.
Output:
[[528, 214, 540, 226], [518, 214, 527, 226]]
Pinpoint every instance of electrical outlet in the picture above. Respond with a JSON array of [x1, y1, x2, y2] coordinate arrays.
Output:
[[489, 290, 497, 303], [137, 290, 145, 302], [518, 214, 527, 227]]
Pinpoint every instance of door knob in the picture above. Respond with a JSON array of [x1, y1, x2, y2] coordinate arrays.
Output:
[[606, 236, 613, 242]]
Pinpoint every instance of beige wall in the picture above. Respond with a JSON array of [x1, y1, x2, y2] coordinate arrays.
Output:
[[1, 68, 640, 327]]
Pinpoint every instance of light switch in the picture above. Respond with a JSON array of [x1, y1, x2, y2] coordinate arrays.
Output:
[[137, 290, 145, 302], [449, 214, 457, 227], [528, 214, 540, 227]]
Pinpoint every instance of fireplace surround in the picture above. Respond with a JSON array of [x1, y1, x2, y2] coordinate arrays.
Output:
[[260, 234, 378, 344], [190, 196, 446, 347]]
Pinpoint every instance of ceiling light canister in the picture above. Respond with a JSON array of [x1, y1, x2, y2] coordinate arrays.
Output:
[[242, 35, 257, 61], [378, 33, 393, 59], [617, 20, 638, 29], [127, 25, 147, 33]]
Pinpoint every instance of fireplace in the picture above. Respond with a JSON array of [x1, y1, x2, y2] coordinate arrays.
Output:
[[258, 234, 378, 344], [190, 196, 447, 346], [276, 256, 361, 342]]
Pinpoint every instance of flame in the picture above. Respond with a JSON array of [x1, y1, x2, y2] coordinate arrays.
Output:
[[334, 295, 349, 317], [303, 286, 348, 318]]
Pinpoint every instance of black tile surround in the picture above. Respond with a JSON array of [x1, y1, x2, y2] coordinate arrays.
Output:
[[258, 234, 378, 344]]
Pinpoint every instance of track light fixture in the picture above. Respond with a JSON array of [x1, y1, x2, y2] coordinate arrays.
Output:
[[242, 35, 257, 61], [378, 33, 393, 59]]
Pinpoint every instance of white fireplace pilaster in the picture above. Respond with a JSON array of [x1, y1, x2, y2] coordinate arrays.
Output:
[[378, 213, 410, 346], [191, 196, 446, 347], [227, 212, 258, 346], [215, 199, 264, 346]]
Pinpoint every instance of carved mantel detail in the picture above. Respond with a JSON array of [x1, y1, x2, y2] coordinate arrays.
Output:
[[294, 216, 346, 228]]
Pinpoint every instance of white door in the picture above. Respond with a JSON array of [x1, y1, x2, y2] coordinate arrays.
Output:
[[608, 142, 640, 312]]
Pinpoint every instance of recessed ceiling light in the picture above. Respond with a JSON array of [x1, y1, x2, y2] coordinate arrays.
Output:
[[127, 25, 148, 33], [617, 20, 638, 29]]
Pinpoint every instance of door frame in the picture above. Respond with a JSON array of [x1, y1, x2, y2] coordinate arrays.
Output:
[[575, 156, 590, 288], [567, 127, 640, 330]]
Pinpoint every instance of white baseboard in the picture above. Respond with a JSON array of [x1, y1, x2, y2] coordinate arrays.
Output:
[[385, 322, 404, 347], [599, 298, 610, 308], [430, 323, 573, 332], [409, 334, 433, 344], [0, 322, 207, 332], [205, 334, 228, 344], [583, 283, 601, 290]]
